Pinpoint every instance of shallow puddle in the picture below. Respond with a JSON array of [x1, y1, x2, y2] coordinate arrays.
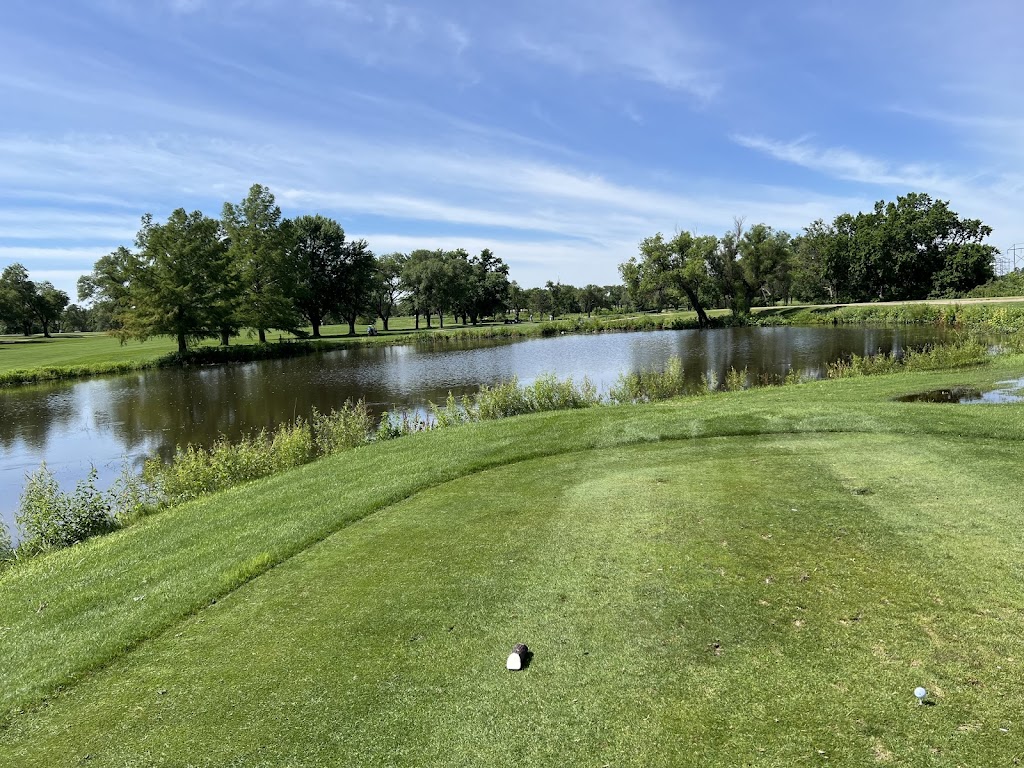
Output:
[[896, 377, 1024, 404]]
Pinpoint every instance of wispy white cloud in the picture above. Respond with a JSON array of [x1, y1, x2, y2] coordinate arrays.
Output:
[[0, 127, 863, 296], [509, 0, 719, 100], [733, 133, 1024, 248]]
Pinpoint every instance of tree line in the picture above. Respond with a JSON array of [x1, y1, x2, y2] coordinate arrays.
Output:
[[0, 189, 1003, 342], [72, 184, 525, 352], [622, 193, 999, 325]]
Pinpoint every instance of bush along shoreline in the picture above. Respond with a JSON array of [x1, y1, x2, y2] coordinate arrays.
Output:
[[0, 335, 1008, 569]]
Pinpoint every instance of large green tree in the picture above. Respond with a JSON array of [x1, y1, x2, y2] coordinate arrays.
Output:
[[223, 184, 292, 343], [33, 282, 69, 337], [621, 232, 716, 326], [334, 237, 377, 336], [288, 214, 347, 338], [78, 246, 138, 331], [122, 209, 233, 354], [0, 263, 38, 335], [373, 253, 407, 331]]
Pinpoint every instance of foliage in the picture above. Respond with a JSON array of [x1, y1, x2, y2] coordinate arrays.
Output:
[[15, 465, 115, 555], [0, 519, 12, 563], [312, 401, 375, 455], [120, 209, 234, 353], [620, 232, 716, 325], [609, 356, 688, 403], [474, 374, 600, 419], [968, 269, 1024, 298], [375, 411, 432, 440], [223, 184, 295, 343], [826, 340, 989, 378]]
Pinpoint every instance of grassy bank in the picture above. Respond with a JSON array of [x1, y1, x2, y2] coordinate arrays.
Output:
[[1, 356, 1024, 765], [754, 299, 1024, 332]]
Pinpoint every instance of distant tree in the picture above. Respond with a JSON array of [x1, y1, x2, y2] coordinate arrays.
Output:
[[61, 304, 92, 332], [78, 246, 138, 331], [288, 215, 348, 338], [791, 219, 845, 303], [621, 232, 715, 326], [374, 252, 407, 331], [122, 209, 232, 354], [708, 218, 747, 316], [545, 280, 578, 317], [334, 238, 377, 336], [577, 284, 607, 317], [508, 280, 525, 321], [603, 284, 628, 312], [223, 184, 292, 343], [33, 282, 69, 337], [738, 224, 794, 307], [0, 263, 37, 335], [467, 248, 511, 323], [815, 193, 997, 302], [524, 286, 551, 319]]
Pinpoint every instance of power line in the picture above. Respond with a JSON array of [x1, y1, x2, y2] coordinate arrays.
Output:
[[996, 243, 1022, 275]]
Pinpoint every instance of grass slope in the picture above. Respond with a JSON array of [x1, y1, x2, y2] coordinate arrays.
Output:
[[2, 360, 1024, 765]]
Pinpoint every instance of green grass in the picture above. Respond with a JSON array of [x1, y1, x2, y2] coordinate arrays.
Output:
[[2, 357, 1024, 764]]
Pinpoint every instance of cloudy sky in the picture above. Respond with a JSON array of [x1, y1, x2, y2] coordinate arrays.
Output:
[[3, 0, 1022, 297]]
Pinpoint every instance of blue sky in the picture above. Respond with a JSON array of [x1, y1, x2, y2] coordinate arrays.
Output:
[[2, 0, 1022, 297]]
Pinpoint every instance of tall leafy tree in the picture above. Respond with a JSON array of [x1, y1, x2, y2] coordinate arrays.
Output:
[[78, 246, 139, 331], [462, 248, 510, 324], [222, 184, 292, 343], [288, 215, 347, 338], [0, 263, 37, 335], [738, 224, 794, 307], [621, 232, 715, 326], [577, 284, 607, 317], [373, 252, 407, 331], [33, 282, 69, 337], [122, 209, 232, 353], [334, 237, 377, 336]]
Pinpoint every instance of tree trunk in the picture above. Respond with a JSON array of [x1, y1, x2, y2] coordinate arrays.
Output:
[[311, 318, 321, 338], [438, 311, 444, 328], [220, 329, 230, 346], [415, 312, 420, 330], [348, 318, 356, 336], [382, 317, 390, 331], [177, 332, 187, 354], [681, 286, 710, 328], [258, 328, 267, 344]]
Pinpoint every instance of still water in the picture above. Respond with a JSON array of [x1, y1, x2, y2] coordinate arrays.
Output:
[[0, 325, 951, 538]]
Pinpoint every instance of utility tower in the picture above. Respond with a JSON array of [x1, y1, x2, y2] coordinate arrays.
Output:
[[996, 243, 1022, 275]]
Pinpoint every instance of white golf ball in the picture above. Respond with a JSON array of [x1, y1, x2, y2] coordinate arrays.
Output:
[[914, 687, 927, 699]]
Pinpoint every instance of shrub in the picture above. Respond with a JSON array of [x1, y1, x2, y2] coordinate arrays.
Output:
[[609, 356, 688, 404], [16, 465, 115, 555], [0, 519, 12, 562], [312, 401, 374, 455], [270, 420, 316, 470], [724, 367, 748, 392], [430, 393, 476, 427], [376, 411, 432, 440]]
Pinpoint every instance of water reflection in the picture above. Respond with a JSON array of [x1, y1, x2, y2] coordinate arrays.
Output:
[[0, 325, 952, 538]]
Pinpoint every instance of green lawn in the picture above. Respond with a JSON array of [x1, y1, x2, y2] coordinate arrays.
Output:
[[2, 360, 1024, 765]]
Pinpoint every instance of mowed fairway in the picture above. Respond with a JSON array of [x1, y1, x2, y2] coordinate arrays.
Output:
[[2, 365, 1024, 765]]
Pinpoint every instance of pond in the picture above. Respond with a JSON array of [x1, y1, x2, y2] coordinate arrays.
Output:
[[0, 325, 955, 539]]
